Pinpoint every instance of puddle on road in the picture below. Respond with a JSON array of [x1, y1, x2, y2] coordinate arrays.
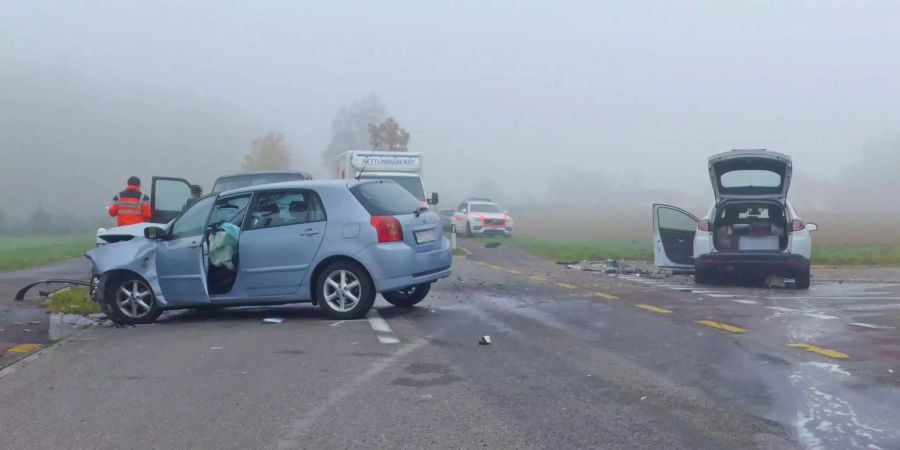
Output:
[[788, 361, 900, 449]]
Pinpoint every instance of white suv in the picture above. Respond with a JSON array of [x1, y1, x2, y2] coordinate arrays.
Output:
[[453, 199, 513, 237], [652, 150, 818, 288]]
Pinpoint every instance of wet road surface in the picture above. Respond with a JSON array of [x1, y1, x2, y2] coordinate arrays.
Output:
[[0, 242, 898, 449]]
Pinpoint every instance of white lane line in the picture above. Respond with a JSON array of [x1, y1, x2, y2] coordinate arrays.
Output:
[[767, 296, 900, 300], [804, 313, 839, 320], [732, 299, 760, 305], [850, 322, 896, 330], [691, 290, 724, 294], [707, 294, 737, 298], [766, 306, 798, 313], [367, 310, 400, 344]]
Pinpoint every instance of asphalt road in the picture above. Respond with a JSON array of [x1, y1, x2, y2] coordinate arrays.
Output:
[[1, 241, 899, 449]]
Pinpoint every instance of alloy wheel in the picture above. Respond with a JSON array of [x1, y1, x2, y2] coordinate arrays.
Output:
[[323, 269, 362, 312], [116, 279, 154, 318]]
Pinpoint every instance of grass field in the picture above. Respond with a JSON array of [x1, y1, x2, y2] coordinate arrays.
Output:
[[487, 234, 900, 266], [0, 235, 94, 272], [43, 287, 100, 315]]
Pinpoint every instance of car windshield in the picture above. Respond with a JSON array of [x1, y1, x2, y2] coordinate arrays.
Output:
[[359, 175, 425, 201], [212, 173, 307, 193], [470, 203, 502, 213]]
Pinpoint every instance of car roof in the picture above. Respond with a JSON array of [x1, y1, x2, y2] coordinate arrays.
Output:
[[214, 170, 312, 180], [219, 179, 362, 196]]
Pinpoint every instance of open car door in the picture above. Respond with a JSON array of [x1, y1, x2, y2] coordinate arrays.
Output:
[[653, 204, 698, 272], [151, 176, 193, 223]]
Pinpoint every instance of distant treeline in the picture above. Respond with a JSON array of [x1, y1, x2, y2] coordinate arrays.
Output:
[[0, 207, 106, 236]]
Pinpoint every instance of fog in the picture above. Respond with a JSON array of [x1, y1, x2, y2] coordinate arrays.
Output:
[[2, 2, 900, 238]]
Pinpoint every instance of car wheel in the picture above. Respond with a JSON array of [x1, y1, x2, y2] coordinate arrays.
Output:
[[466, 223, 474, 237], [794, 270, 811, 290], [694, 268, 712, 285], [382, 282, 431, 307], [316, 261, 375, 320], [103, 274, 162, 325]]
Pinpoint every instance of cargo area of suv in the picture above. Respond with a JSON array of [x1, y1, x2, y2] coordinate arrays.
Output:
[[712, 201, 788, 252]]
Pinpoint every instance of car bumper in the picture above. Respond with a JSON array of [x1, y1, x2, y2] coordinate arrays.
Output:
[[695, 253, 810, 276], [471, 225, 512, 236], [357, 238, 453, 292]]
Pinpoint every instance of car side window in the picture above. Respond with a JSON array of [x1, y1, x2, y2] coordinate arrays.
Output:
[[208, 194, 252, 228], [170, 195, 216, 239], [458, 202, 467, 212], [247, 190, 326, 230]]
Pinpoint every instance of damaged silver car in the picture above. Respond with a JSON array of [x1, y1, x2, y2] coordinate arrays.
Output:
[[75, 179, 452, 324]]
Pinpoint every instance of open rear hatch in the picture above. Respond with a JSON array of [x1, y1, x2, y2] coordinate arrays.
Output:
[[709, 150, 792, 203]]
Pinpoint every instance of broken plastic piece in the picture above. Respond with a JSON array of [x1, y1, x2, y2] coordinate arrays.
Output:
[[262, 317, 284, 324], [479, 335, 492, 345]]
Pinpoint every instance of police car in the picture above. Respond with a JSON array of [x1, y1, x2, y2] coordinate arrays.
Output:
[[452, 198, 513, 238]]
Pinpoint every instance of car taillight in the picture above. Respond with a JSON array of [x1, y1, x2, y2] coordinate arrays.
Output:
[[371, 216, 403, 242], [698, 220, 710, 232], [792, 219, 805, 231]]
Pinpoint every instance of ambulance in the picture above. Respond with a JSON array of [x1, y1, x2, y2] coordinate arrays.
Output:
[[336, 151, 438, 207]]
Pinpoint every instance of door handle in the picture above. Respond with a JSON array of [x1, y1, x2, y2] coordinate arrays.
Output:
[[301, 229, 320, 237]]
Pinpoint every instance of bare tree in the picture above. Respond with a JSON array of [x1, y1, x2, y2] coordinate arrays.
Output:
[[368, 117, 410, 151], [243, 131, 291, 171], [321, 94, 386, 167]]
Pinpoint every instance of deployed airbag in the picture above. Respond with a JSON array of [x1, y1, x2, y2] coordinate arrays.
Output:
[[209, 222, 240, 270]]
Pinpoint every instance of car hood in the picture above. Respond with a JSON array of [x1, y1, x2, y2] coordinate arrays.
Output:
[[708, 150, 792, 202], [97, 222, 167, 243]]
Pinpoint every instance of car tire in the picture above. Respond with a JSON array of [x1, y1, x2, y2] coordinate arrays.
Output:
[[794, 270, 811, 290], [694, 268, 713, 285], [382, 282, 431, 307], [316, 261, 375, 320], [466, 223, 474, 237], [103, 274, 162, 325]]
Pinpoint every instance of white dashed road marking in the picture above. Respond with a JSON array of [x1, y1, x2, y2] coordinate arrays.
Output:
[[804, 313, 839, 320], [732, 299, 760, 305], [850, 322, 896, 330], [367, 309, 400, 344], [766, 306, 798, 313]]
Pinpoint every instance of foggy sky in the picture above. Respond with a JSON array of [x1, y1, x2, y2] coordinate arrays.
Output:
[[3, 1, 900, 218]]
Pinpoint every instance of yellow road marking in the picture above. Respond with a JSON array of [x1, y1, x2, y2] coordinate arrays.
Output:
[[634, 304, 672, 314], [787, 343, 850, 360], [505, 269, 522, 275], [529, 275, 547, 282], [593, 292, 619, 300], [556, 283, 579, 290], [488, 264, 504, 270], [696, 320, 747, 334], [7, 344, 41, 354], [472, 261, 489, 267]]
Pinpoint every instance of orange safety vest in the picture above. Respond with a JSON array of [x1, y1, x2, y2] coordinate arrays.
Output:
[[108, 185, 151, 226]]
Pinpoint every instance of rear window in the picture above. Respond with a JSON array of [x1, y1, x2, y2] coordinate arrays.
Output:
[[720, 170, 782, 189], [350, 181, 420, 216]]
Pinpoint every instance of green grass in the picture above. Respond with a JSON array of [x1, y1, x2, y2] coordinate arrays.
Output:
[[0, 235, 94, 272], [496, 235, 653, 263], [811, 246, 900, 266], [492, 234, 900, 266], [43, 287, 100, 315]]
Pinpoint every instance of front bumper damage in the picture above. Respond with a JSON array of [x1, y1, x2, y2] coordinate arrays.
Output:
[[15, 278, 96, 301]]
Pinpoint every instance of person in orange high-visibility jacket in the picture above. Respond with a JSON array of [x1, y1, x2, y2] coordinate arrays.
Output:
[[108, 176, 152, 226]]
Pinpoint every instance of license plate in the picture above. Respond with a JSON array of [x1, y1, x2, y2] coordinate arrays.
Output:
[[415, 229, 436, 244]]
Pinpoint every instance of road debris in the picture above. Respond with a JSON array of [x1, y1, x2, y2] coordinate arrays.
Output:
[[484, 242, 501, 248], [262, 317, 284, 324], [479, 335, 492, 345]]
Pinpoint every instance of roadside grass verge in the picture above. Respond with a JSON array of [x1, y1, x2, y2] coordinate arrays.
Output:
[[494, 235, 653, 263], [0, 235, 94, 272], [43, 287, 100, 315], [485, 234, 900, 266]]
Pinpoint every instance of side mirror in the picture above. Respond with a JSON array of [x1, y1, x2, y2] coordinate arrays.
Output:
[[427, 192, 439, 205], [144, 226, 167, 240], [807, 223, 819, 232], [504, 210, 509, 215]]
